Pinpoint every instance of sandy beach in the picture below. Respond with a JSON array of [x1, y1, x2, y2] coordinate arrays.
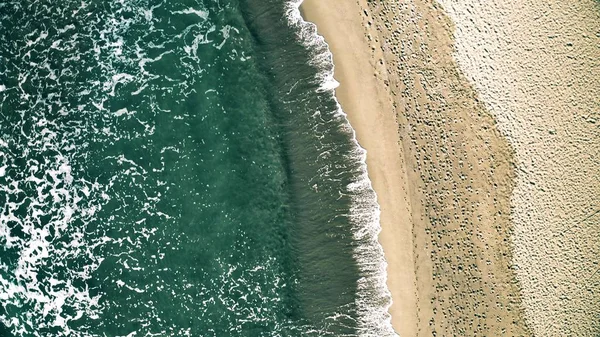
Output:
[[299, 0, 568, 335], [303, 0, 599, 335]]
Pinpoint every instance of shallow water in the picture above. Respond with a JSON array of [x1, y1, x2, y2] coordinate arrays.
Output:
[[0, 0, 395, 335]]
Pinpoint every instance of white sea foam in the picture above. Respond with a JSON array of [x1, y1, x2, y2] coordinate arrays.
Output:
[[285, 1, 397, 336], [0, 143, 108, 336], [173, 8, 209, 20], [216, 25, 238, 50], [114, 107, 134, 117], [0, 1, 157, 335]]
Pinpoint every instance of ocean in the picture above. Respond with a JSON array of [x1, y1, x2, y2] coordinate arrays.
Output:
[[0, 0, 395, 336]]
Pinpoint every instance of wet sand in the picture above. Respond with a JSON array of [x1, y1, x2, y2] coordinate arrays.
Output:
[[302, 0, 532, 335]]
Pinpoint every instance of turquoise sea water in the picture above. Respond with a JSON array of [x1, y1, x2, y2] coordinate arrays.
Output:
[[0, 0, 394, 336]]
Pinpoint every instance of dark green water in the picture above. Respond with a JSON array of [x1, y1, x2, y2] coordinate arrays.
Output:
[[0, 0, 394, 336]]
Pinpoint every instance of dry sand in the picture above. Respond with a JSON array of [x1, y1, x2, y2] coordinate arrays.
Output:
[[302, 0, 533, 336], [436, 0, 600, 335]]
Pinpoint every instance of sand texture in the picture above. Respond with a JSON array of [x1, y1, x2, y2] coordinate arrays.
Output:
[[302, 0, 533, 336], [436, 0, 600, 335]]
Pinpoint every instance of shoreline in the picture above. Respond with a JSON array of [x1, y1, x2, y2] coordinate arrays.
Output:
[[300, 1, 419, 335], [301, 0, 531, 335]]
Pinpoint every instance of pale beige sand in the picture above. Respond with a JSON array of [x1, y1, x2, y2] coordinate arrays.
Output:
[[435, 0, 600, 335], [302, 0, 531, 336]]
